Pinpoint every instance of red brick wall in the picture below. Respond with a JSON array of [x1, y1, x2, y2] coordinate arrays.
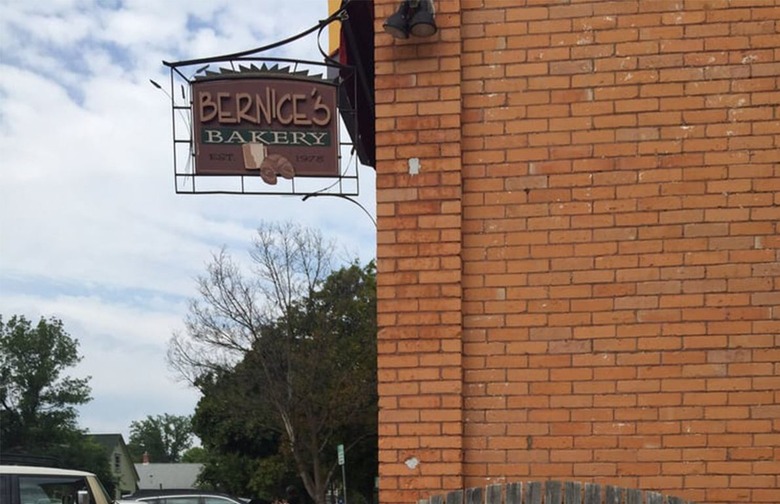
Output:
[[375, 1, 779, 503], [376, 0, 465, 501]]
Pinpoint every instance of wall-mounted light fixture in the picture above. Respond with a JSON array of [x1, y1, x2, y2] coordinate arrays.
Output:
[[383, 0, 437, 39]]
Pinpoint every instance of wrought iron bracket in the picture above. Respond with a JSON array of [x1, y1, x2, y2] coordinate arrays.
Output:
[[159, 3, 363, 198]]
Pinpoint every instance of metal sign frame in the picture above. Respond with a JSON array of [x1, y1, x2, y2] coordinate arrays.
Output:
[[162, 9, 361, 198]]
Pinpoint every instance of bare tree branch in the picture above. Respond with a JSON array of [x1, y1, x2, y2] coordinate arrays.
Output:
[[167, 222, 374, 504]]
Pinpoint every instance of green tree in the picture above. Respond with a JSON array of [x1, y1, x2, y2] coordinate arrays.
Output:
[[127, 414, 194, 463], [0, 315, 91, 452], [0, 315, 112, 492], [169, 222, 377, 504], [181, 446, 207, 463], [60, 434, 118, 496], [190, 362, 296, 497]]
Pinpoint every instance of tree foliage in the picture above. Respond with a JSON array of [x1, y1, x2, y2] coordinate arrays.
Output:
[[0, 314, 91, 451], [0, 315, 112, 492], [127, 414, 194, 463], [181, 445, 208, 463], [169, 222, 377, 504]]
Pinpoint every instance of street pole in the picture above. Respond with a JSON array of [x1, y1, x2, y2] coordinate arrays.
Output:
[[337, 444, 347, 504]]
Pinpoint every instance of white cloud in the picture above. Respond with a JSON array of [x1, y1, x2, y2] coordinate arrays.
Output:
[[0, 0, 376, 438]]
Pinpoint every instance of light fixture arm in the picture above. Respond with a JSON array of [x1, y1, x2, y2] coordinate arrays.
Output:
[[302, 193, 377, 228]]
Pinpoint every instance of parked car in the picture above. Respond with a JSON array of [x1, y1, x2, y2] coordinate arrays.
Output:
[[0, 465, 113, 504], [117, 490, 269, 504]]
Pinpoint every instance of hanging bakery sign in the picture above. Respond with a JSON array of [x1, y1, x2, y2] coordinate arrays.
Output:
[[191, 65, 339, 182]]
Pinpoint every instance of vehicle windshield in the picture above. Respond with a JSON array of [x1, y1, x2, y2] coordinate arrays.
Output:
[[19, 475, 111, 504]]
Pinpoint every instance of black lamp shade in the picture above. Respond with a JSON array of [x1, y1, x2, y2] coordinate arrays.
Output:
[[409, 0, 437, 37], [383, 2, 411, 39]]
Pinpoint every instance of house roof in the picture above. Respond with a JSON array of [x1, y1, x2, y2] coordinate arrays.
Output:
[[88, 434, 124, 451], [135, 463, 204, 490]]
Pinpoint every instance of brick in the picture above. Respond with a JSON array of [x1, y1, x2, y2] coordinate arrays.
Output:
[[376, 3, 780, 503]]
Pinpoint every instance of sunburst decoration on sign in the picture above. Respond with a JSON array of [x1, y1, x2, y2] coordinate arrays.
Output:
[[194, 63, 327, 83]]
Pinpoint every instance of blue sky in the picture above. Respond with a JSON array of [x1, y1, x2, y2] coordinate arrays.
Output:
[[0, 0, 376, 440]]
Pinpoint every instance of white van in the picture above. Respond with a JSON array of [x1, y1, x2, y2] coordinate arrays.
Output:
[[0, 465, 113, 504]]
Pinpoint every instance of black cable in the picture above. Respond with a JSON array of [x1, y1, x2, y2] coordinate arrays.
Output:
[[164, 8, 349, 69]]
